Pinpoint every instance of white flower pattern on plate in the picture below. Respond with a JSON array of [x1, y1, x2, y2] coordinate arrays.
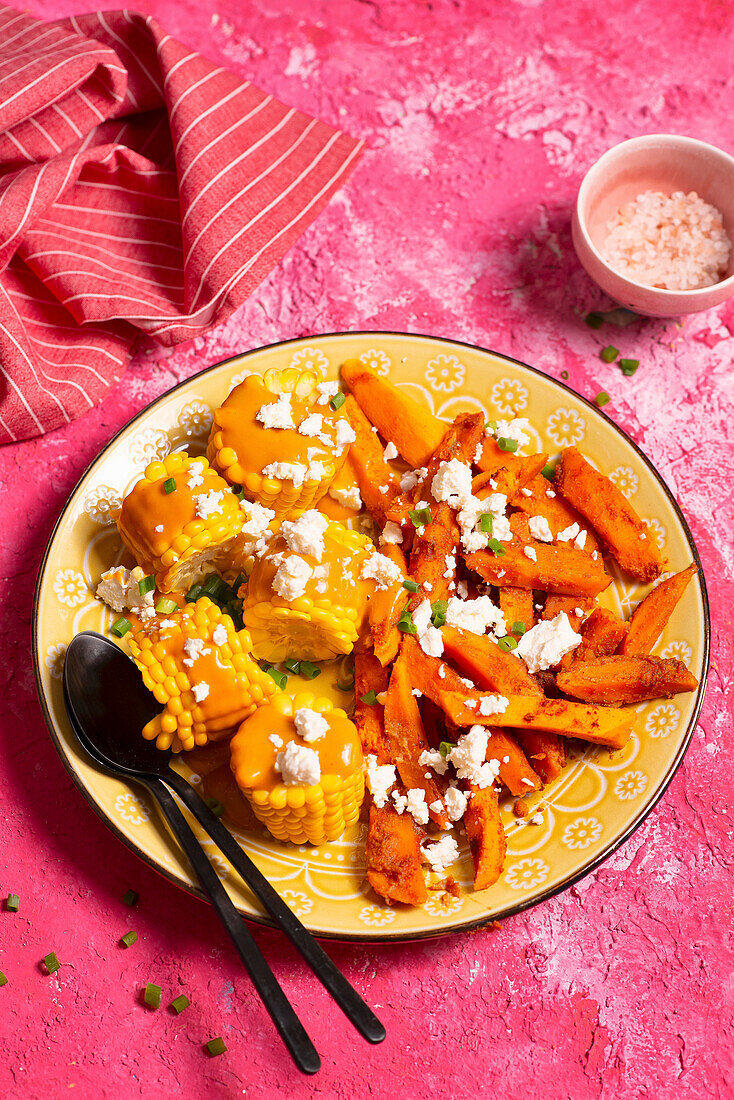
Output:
[[282, 890, 314, 918], [178, 400, 213, 438], [505, 858, 550, 890], [359, 348, 391, 375], [643, 518, 666, 548], [358, 904, 397, 927], [423, 894, 463, 917], [645, 703, 680, 739], [490, 377, 528, 415], [425, 353, 465, 394], [288, 346, 329, 373], [661, 641, 692, 664], [546, 407, 585, 447], [115, 792, 151, 825], [53, 568, 87, 608], [561, 817, 602, 850], [130, 428, 170, 467], [83, 486, 121, 525], [609, 466, 639, 498], [228, 369, 252, 391], [614, 771, 648, 801], [45, 643, 67, 679]]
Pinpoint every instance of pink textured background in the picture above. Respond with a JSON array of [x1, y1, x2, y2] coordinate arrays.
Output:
[[1, 1, 732, 1096]]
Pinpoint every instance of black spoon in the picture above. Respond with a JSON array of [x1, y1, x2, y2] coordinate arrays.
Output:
[[63, 631, 385, 1065]]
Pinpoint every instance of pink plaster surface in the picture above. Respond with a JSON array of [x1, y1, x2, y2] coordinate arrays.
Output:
[[1, 1, 733, 1096]]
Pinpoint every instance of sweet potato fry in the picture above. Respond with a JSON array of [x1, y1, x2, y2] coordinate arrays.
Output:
[[513, 731, 566, 783], [542, 595, 594, 621], [384, 653, 449, 828], [344, 395, 401, 523], [511, 474, 599, 552], [499, 586, 535, 631], [620, 564, 698, 656], [560, 607, 629, 670], [354, 650, 391, 760], [341, 358, 447, 467], [557, 655, 698, 705], [441, 625, 542, 696], [368, 543, 409, 666], [465, 540, 611, 598], [554, 447, 665, 582], [476, 438, 548, 493], [418, 413, 485, 495], [486, 729, 542, 795], [408, 516, 455, 600], [366, 803, 428, 906], [464, 785, 507, 891]]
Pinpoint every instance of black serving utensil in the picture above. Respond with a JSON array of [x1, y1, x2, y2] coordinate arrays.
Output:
[[62, 632, 385, 1058]]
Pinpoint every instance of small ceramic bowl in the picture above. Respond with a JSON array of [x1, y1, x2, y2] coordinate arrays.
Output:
[[572, 134, 734, 316]]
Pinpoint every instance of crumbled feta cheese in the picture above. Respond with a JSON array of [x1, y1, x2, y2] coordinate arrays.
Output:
[[574, 530, 587, 550], [315, 381, 339, 405], [412, 599, 432, 633], [194, 490, 225, 519], [491, 417, 531, 449], [443, 553, 456, 578], [378, 484, 389, 495], [418, 625, 444, 657], [429, 798, 444, 813], [474, 442, 484, 463], [521, 488, 533, 497], [392, 791, 408, 814], [192, 681, 210, 702], [335, 420, 357, 449], [298, 412, 324, 437], [138, 606, 156, 622], [406, 788, 429, 825], [521, 777, 535, 787], [465, 699, 478, 710], [516, 612, 582, 673], [574, 607, 584, 617], [262, 461, 309, 487], [212, 624, 228, 646], [364, 755, 397, 807], [444, 785, 469, 822], [341, 745, 351, 766], [183, 637, 210, 666], [280, 510, 329, 561], [400, 467, 428, 492], [418, 749, 448, 776], [294, 707, 329, 743], [276, 742, 321, 785], [383, 441, 398, 461], [438, 664, 446, 679], [478, 694, 509, 716], [95, 566, 145, 613], [445, 595, 506, 638], [186, 464, 205, 490], [528, 515, 553, 542], [157, 619, 177, 630], [531, 812, 545, 825], [154, 524, 164, 533], [361, 551, 404, 590], [431, 459, 473, 505], [523, 546, 537, 563], [256, 391, 295, 430], [269, 733, 284, 748], [546, 489, 556, 498], [592, 550, 599, 560], [241, 501, 275, 538], [557, 522, 581, 543], [329, 484, 362, 510], [448, 727, 501, 788], [273, 554, 312, 600], [379, 520, 403, 546], [422, 834, 460, 874]]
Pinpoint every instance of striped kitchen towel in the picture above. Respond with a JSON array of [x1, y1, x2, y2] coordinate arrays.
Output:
[[0, 6, 363, 444]]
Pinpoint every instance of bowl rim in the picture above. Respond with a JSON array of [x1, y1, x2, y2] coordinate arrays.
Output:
[[575, 132, 734, 300]]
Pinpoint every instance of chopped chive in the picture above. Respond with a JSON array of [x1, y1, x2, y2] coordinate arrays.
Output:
[[336, 675, 355, 692], [541, 463, 556, 480], [43, 952, 60, 974], [0, 972, 7, 987], [120, 931, 138, 948], [185, 584, 203, 603], [619, 358, 639, 376], [431, 600, 448, 628], [202, 574, 229, 602], [298, 661, 322, 680], [122, 889, 138, 907], [408, 507, 432, 528], [560, 370, 569, 380], [402, 579, 421, 593], [262, 664, 287, 691], [230, 483, 244, 498], [137, 574, 155, 596], [283, 659, 301, 675], [155, 598, 178, 615], [600, 345, 619, 363], [170, 994, 190, 1015], [511, 621, 527, 636], [232, 573, 246, 594], [225, 599, 243, 630], [497, 437, 518, 453], [204, 797, 224, 818], [144, 983, 161, 1009], [594, 392, 611, 407], [439, 741, 455, 759], [584, 312, 604, 329], [498, 636, 518, 652], [487, 538, 507, 557], [163, 477, 177, 494], [329, 391, 346, 411], [397, 609, 417, 635], [479, 513, 493, 534], [6, 894, 19, 912], [484, 419, 497, 433], [206, 1037, 227, 1057], [111, 616, 132, 638], [360, 690, 379, 705]]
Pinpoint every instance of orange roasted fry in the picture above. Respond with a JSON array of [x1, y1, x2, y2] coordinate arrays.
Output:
[[341, 358, 447, 467], [368, 543, 409, 666], [513, 730, 566, 783], [499, 586, 535, 631], [561, 607, 629, 670], [554, 447, 665, 582], [556, 655, 698, 705], [464, 785, 507, 891], [465, 540, 611, 598], [407, 514, 456, 600], [542, 595, 595, 621], [486, 729, 542, 795], [344, 395, 401, 523], [354, 650, 391, 760], [366, 803, 428, 906], [620, 564, 698, 656], [476, 438, 548, 497], [511, 473, 599, 552], [384, 652, 449, 828], [441, 625, 542, 696], [417, 413, 485, 498]]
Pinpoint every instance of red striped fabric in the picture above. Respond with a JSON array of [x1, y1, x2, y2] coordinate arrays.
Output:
[[0, 6, 363, 443]]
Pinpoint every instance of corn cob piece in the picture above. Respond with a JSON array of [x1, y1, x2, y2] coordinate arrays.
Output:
[[207, 368, 353, 520], [242, 519, 378, 663], [118, 453, 244, 594], [127, 597, 279, 752], [230, 691, 364, 845]]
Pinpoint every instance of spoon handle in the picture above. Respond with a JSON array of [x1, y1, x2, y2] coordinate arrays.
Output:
[[142, 776, 320, 1075], [164, 769, 385, 1046]]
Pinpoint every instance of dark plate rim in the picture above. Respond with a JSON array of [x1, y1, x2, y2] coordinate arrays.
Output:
[[32, 330, 710, 943]]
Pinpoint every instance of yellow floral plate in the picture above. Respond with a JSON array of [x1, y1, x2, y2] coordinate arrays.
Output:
[[32, 333, 709, 940]]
